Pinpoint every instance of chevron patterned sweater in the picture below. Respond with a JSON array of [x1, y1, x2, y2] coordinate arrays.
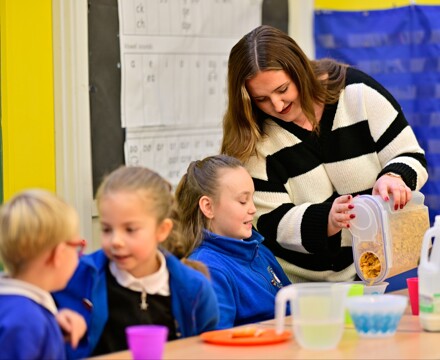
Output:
[[245, 67, 428, 283]]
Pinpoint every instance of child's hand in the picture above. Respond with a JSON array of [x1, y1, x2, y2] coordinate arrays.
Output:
[[56, 309, 87, 349]]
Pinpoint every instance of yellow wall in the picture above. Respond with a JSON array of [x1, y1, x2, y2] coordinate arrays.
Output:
[[315, 0, 440, 10], [0, 0, 55, 201], [1, 0, 440, 203]]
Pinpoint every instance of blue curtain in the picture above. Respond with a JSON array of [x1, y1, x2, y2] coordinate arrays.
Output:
[[314, 5, 440, 225]]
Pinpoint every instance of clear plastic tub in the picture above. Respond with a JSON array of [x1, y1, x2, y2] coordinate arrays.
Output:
[[350, 281, 389, 295], [349, 191, 429, 284]]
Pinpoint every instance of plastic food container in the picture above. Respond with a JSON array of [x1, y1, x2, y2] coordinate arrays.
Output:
[[349, 191, 429, 284], [346, 295, 407, 337]]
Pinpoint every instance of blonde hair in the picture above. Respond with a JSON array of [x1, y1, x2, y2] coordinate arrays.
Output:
[[96, 166, 185, 256], [96, 166, 210, 277], [221, 25, 348, 163], [175, 155, 243, 256], [0, 189, 79, 276]]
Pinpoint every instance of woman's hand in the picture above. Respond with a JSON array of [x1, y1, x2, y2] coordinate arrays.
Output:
[[56, 308, 87, 349], [373, 173, 412, 210], [328, 195, 355, 237]]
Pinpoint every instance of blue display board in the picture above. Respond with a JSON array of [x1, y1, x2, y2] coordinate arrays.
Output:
[[314, 5, 440, 225]]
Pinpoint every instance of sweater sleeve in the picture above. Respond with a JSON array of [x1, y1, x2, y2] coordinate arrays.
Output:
[[349, 68, 428, 190]]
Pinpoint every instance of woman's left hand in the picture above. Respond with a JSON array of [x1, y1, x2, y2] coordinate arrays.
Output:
[[373, 174, 412, 210], [328, 195, 354, 237]]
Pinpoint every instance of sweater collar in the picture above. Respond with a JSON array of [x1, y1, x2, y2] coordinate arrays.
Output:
[[0, 273, 58, 314], [202, 229, 264, 261]]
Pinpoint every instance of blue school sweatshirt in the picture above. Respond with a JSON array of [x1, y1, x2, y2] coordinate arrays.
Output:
[[53, 249, 218, 360], [189, 229, 291, 329], [0, 285, 66, 360]]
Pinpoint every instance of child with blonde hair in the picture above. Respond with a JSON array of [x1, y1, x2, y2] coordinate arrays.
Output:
[[53, 166, 218, 359], [175, 154, 291, 329], [0, 189, 87, 360]]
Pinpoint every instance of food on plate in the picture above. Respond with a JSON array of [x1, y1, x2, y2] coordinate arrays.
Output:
[[231, 327, 265, 338]]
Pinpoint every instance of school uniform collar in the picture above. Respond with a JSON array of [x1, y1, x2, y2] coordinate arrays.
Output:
[[0, 273, 58, 315], [109, 250, 170, 296], [202, 229, 264, 261]]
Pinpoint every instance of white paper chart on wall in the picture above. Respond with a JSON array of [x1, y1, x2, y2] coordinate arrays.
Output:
[[125, 127, 222, 186], [118, 0, 262, 186]]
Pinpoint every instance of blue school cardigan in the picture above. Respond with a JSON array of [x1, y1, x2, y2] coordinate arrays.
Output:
[[53, 250, 219, 360], [189, 229, 291, 329], [0, 295, 66, 360]]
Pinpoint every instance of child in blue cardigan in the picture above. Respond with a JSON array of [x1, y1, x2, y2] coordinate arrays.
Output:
[[0, 189, 87, 360], [53, 166, 219, 359], [175, 155, 291, 329]]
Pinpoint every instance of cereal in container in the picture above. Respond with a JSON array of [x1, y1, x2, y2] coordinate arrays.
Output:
[[349, 191, 429, 285]]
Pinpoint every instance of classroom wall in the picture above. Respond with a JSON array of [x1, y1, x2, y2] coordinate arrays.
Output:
[[2, 0, 439, 250], [1, 0, 94, 245], [315, 0, 440, 10], [52, 1, 94, 247], [0, 0, 56, 197], [289, 0, 440, 60]]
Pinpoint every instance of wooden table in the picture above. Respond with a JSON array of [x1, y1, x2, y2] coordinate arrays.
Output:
[[90, 290, 440, 360]]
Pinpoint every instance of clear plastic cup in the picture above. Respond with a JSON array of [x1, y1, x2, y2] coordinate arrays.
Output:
[[351, 281, 389, 295], [364, 281, 389, 295]]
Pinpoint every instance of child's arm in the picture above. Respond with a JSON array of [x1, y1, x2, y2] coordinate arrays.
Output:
[[193, 276, 221, 332], [56, 309, 87, 349], [203, 268, 236, 330]]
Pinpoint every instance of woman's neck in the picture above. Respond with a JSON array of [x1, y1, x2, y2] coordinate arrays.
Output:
[[295, 102, 324, 130]]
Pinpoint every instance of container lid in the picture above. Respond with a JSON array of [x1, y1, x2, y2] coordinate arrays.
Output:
[[350, 196, 379, 241]]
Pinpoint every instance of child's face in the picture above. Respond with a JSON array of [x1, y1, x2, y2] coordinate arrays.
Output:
[[99, 190, 170, 278], [209, 167, 256, 240]]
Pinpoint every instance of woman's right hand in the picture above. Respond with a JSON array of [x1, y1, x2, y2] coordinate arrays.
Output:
[[327, 195, 355, 237]]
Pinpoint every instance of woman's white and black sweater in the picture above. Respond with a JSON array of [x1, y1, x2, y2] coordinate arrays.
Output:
[[245, 67, 428, 283]]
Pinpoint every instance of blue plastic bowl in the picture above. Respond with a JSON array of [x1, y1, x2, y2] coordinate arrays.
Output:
[[346, 295, 407, 337]]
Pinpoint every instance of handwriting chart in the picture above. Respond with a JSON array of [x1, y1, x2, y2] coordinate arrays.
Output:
[[125, 127, 223, 186], [118, 0, 262, 185]]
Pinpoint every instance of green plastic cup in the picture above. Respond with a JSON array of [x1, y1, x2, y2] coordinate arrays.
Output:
[[345, 284, 364, 325]]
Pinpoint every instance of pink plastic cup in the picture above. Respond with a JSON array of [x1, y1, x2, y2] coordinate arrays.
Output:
[[125, 325, 168, 360], [406, 277, 419, 316]]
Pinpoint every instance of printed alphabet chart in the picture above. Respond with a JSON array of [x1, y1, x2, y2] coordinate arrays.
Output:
[[118, 0, 262, 185], [125, 127, 222, 186]]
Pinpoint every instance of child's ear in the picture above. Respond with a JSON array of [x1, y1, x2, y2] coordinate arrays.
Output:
[[157, 218, 173, 243], [45, 243, 64, 268], [199, 195, 214, 219]]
